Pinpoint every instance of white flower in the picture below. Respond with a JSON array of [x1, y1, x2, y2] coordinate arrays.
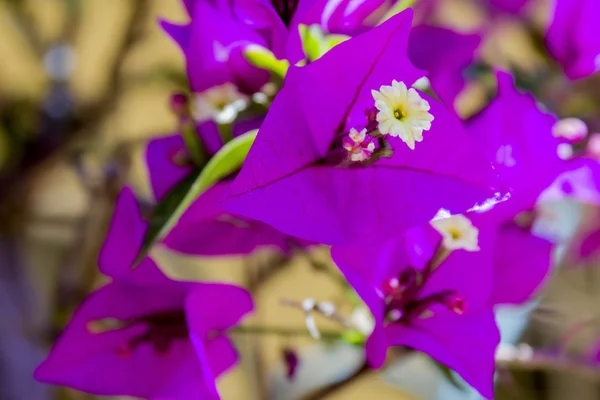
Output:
[[372, 80, 434, 150], [342, 128, 376, 162], [193, 82, 249, 124], [430, 214, 480, 252], [552, 118, 588, 142]]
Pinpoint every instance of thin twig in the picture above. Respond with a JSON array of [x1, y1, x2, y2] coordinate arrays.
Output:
[[231, 325, 342, 340]]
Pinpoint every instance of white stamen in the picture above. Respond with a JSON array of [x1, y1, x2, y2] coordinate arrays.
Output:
[[301, 298, 320, 339], [317, 301, 336, 317]]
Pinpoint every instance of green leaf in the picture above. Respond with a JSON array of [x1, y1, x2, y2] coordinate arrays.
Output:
[[243, 45, 290, 79], [140, 171, 200, 253], [379, 0, 415, 24], [299, 24, 321, 61], [430, 359, 466, 392], [298, 24, 350, 61], [137, 129, 259, 260]]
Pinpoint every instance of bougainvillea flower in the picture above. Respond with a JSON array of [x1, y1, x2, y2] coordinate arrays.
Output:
[[224, 10, 507, 246], [331, 214, 550, 398], [164, 181, 311, 255], [286, 0, 394, 62], [407, 25, 480, 109], [35, 262, 253, 399], [160, 0, 286, 93], [102, 187, 305, 277], [546, 0, 600, 80], [467, 70, 564, 219], [485, 220, 552, 305]]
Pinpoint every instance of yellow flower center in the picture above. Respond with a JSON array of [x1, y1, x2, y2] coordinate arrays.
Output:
[[393, 108, 406, 121], [448, 228, 462, 240]]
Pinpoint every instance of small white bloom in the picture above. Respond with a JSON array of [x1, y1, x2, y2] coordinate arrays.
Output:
[[372, 80, 434, 150], [552, 118, 588, 142], [430, 214, 480, 252], [193, 83, 249, 124], [342, 128, 376, 162]]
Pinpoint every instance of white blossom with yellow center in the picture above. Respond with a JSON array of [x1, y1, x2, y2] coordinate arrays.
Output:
[[372, 80, 434, 150], [193, 82, 249, 124], [430, 214, 480, 252]]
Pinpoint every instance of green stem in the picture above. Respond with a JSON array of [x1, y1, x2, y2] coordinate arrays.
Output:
[[218, 122, 233, 144], [180, 119, 204, 166], [231, 325, 342, 340]]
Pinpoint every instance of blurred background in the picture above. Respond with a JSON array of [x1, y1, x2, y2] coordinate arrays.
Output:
[[2, 0, 600, 399]]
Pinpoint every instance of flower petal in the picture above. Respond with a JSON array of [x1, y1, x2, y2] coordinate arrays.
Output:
[[98, 187, 146, 279], [467, 70, 563, 217], [385, 310, 500, 399], [488, 223, 552, 305], [546, 0, 600, 80], [185, 283, 254, 338], [162, 0, 269, 92], [164, 182, 302, 256], [408, 25, 480, 108], [146, 134, 194, 202], [35, 282, 199, 398]]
